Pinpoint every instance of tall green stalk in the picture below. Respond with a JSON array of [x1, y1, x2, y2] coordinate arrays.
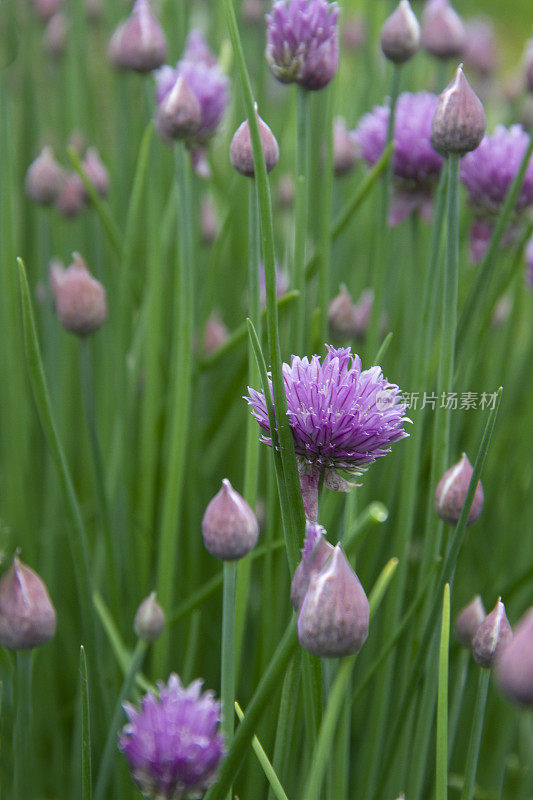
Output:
[[436, 584, 451, 800], [13, 650, 33, 800], [221, 561, 237, 800], [460, 669, 491, 800], [293, 88, 311, 353]]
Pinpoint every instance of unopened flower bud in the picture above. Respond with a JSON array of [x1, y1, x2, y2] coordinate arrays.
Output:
[[463, 18, 498, 79], [328, 284, 357, 338], [32, 0, 62, 22], [380, 0, 420, 64], [434, 453, 484, 526], [82, 147, 109, 198], [202, 479, 259, 560], [341, 16, 366, 53], [44, 12, 67, 58], [56, 173, 86, 217], [25, 147, 63, 205], [472, 598, 512, 669], [431, 65, 486, 157], [291, 523, 334, 612], [497, 608, 533, 705], [242, 0, 265, 26], [230, 113, 279, 177], [0, 556, 57, 650], [85, 0, 102, 23], [298, 544, 369, 657], [277, 174, 294, 208], [155, 75, 201, 141], [422, 0, 465, 61], [134, 591, 165, 642], [491, 294, 512, 328], [525, 40, 533, 94], [50, 253, 107, 336], [108, 0, 167, 73], [201, 196, 218, 244], [455, 595, 486, 647], [333, 117, 358, 176], [202, 312, 229, 355]]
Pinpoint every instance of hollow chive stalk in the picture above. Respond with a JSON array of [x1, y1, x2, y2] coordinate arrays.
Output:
[[154, 141, 195, 676], [367, 63, 402, 359], [221, 561, 238, 800], [13, 650, 33, 800], [459, 668, 491, 800], [436, 584, 451, 800], [292, 87, 311, 353]]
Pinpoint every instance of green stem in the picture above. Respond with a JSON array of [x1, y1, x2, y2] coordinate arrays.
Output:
[[293, 88, 311, 353], [13, 650, 33, 800], [221, 561, 237, 800], [448, 649, 470, 763], [235, 701, 290, 800], [317, 84, 335, 346], [436, 584, 451, 800], [154, 141, 194, 675], [80, 646, 92, 800], [368, 63, 401, 357], [94, 640, 148, 800], [460, 669, 491, 800]]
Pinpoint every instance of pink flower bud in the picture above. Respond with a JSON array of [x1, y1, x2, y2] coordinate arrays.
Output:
[[25, 147, 63, 205], [134, 592, 165, 642], [202, 479, 259, 561], [50, 253, 107, 336], [44, 12, 68, 58], [291, 523, 334, 612], [277, 174, 294, 208], [431, 64, 486, 157], [298, 544, 369, 657], [0, 556, 57, 650], [380, 0, 420, 64], [55, 173, 86, 218], [333, 117, 358, 176], [108, 0, 167, 73], [230, 112, 279, 177], [434, 453, 484, 526], [422, 0, 465, 61], [81, 147, 109, 198], [155, 75, 201, 142], [455, 595, 486, 647], [32, 0, 62, 22], [472, 599, 512, 669], [202, 313, 229, 355], [201, 196, 218, 244], [497, 608, 533, 706]]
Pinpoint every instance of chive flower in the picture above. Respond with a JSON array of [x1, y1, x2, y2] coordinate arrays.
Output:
[[246, 345, 409, 485], [120, 674, 225, 799], [266, 0, 340, 91], [353, 92, 444, 226], [460, 124, 533, 262]]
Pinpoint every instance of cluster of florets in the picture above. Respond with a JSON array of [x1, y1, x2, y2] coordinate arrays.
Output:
[[460, 125, 533, 260], [353, 92, 444, 225]]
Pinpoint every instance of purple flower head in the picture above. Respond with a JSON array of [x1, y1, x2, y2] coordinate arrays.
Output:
[[245, 345, 410, 477], [353, 92, 444, 226], [120, 673, 225, 799], [266, 0, 340, 91], [461, 125, 533, 218], [155, 32, 229, 144]]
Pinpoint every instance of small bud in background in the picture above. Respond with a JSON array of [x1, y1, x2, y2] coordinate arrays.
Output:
[[431, 65, 486, 157], [380, 0, 420, 65], [32, 0, 62, 22], [455, 595, 486, 647], [134, 591, 165, 642], [68, 129, 86, 156], [277, 173, 294, 208], [81, 147, 109, 198], [259, 264, 289, 307], [108, 0, 167, 73], [422, 0, 465, 61], [333, 117, 358, 176], [463, 18, 498, 79], [202, 312, 229, 355], [434, 453, 484, 526], [472, 599, 512, 669], [525, 39, 533, 95], [491, 294, 512, 328], [497, 608, 533, 706], [328, 284, 358, 339], [25, 147, 63, 205], [298, 544, 369, 657], [190, 147, 212, 180], [85, 0, 102, 24], [525, 236, 533, 290], [44, 12, 67, 58], [55, 173, 86, 217], [242, 0, 265, 26], [50, 253, 107, 336], [341, 15, 366, 53], [291, 523, 334, 612], [230, 113, 279, 177], [202, 479, 259, 561], [201, 196, 218, 244], [0, 556, 57, 650], [155, 75, 201, 142]]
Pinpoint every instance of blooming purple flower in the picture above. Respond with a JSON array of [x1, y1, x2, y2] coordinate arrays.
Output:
[[266, 0, 340, 91], [245, 345, 409, 477], [460, 125, 533, 261], [120, 674, 225, 800], [353, 92, 444, 226], [155, 31, 229, 144]]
